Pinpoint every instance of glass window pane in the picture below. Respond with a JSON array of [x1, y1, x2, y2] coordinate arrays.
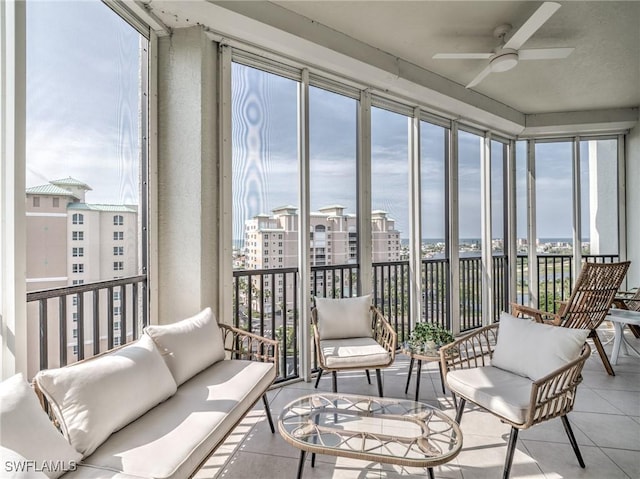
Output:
[[371, 107, 407, 263], [580, 139, 619, 257], [309, 86, 357, 297], [420, 122, 446, 258]]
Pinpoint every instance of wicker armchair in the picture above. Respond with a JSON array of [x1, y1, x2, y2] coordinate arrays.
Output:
[[311, 297, 397, 397], [511, 260, 630, 375], [440, 319, 591, 479]]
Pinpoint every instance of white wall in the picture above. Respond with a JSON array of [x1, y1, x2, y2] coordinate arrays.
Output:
[[156, 27, 220, 325], [627, 124, 640, 286]]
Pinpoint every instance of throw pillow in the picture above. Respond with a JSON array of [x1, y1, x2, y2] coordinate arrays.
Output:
[[34, 334, 177, 457], [144, 307, 226, 385], [315, 295, 373, 340], [492, 311, 589, 380], [0, 374, 81, 479]]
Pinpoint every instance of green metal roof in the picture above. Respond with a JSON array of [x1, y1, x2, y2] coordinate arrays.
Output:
[[26, 184, 77, 196], [50, 177, 92, 190], [67, 203, 137, 213]]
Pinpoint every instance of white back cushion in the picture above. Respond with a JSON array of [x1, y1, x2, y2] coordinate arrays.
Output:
[[0, 374, 82, 478], [315, 295, 373, 340], [492, 311, 589, 380], [144, 307, 225, 385], [34, 335, 177, 457]]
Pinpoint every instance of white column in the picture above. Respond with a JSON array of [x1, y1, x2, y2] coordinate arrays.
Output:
[[357, 91, 373, 296], [409, 108, 422, 328], [218, 45, 233, 325], [448, 122, 460, 335], [298, 69, 311, 382], [572, 137, 582, 278], [0, 0, 27, 378], [157, 27, 219, 324], [481, 133, 493, 326], [527, 140, 538, 307], [506, 140, 518, 306]]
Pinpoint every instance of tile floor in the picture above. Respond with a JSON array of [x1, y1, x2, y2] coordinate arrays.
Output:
[[196, 324, 640, 478]]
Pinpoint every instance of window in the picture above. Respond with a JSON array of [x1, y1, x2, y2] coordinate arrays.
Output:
[[72, 296, 77, 306], [72, 312, 78, 321], [72, 264, 84, 273], [72, 346, 78, 356], [113, 215, 124, 226], [113, 246, 124, 256], [72, 213, 84, 225], [72, 279, 84, 285], [113, 231, 124, 241], [52, 197, 60, 207], [114, 321, 120, 330], [114, 291, 120, 301], [72, 329, 77, 339], [72, 231, 84, 241], [113, 261, 124, 271], [72, 247, 84, 257], [33, 197, 40, 207]]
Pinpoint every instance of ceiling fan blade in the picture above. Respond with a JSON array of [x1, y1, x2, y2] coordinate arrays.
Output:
[[433, 53, 493, 60], [466, 65, 492, 89], [504, 1, 561, 50], [518, 47, 574, 60]]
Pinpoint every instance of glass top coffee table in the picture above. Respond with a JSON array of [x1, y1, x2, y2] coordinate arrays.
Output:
[[278, 393, 462, 479]]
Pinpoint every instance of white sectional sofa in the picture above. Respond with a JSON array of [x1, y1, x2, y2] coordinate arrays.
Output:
[[0, 308, 278, 479]]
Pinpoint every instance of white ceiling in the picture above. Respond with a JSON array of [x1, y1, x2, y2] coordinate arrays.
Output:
[[264, 1, 640, 114], [141, 0, 639, 133]]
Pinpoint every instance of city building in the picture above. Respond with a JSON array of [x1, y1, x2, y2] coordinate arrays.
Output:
[[25, 178, 138, 376]]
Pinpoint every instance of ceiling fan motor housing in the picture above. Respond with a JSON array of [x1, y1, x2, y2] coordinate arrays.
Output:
[[490, 48, 519, 72]]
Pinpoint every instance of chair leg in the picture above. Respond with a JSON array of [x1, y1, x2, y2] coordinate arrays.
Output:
[[404, 357, 414, 394], [262, 394, 275, 433], [376, 368, 383, 397], [590, 329, 615, 376], [332, 371, 337, 393], [561, 415, 585, 468], [454, 397, 466, 424], [365, 369, 372, 384], [314, 369, 323, 389], [503, 427, 519, 479]]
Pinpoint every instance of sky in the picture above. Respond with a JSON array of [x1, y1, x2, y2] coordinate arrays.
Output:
[[27, 1, 616, 245], [26, 0, 141, 205]]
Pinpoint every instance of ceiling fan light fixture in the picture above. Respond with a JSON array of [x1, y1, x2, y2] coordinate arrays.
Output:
[[490, 51, 519, 73]]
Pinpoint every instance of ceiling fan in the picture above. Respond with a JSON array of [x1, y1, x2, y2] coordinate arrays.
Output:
[[433, 1, 574, 89]]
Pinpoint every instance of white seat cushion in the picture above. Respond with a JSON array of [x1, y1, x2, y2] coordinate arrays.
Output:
[[315, 295, 373, 340], [446, 366, 533, 425], [0, 374, 82, 479], [144, 307, 226, 386], [320, 337, 390, 368], [81, 360, 275, 479], [34, 335, 177, 457], [492, 311, 589, 380]]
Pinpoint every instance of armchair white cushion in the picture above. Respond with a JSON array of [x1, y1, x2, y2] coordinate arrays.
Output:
[[492, 311, 589, 380], [315, 295, 372, 340]]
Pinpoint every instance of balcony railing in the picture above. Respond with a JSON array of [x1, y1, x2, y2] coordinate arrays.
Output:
[[31, 254, 619, 381], [27, 275, 147, 372]]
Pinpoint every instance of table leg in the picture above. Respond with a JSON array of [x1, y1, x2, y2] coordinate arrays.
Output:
[[296, 450, 307, 479], [427, 467, 435, 479], [405, 357, 414, 394], [415, 359, 422, 402], [611, 321, 624, 365]]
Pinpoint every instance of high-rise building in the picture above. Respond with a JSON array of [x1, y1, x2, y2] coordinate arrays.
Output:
[[242, 205, 400, 311], [25, 178, 138, 375]]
